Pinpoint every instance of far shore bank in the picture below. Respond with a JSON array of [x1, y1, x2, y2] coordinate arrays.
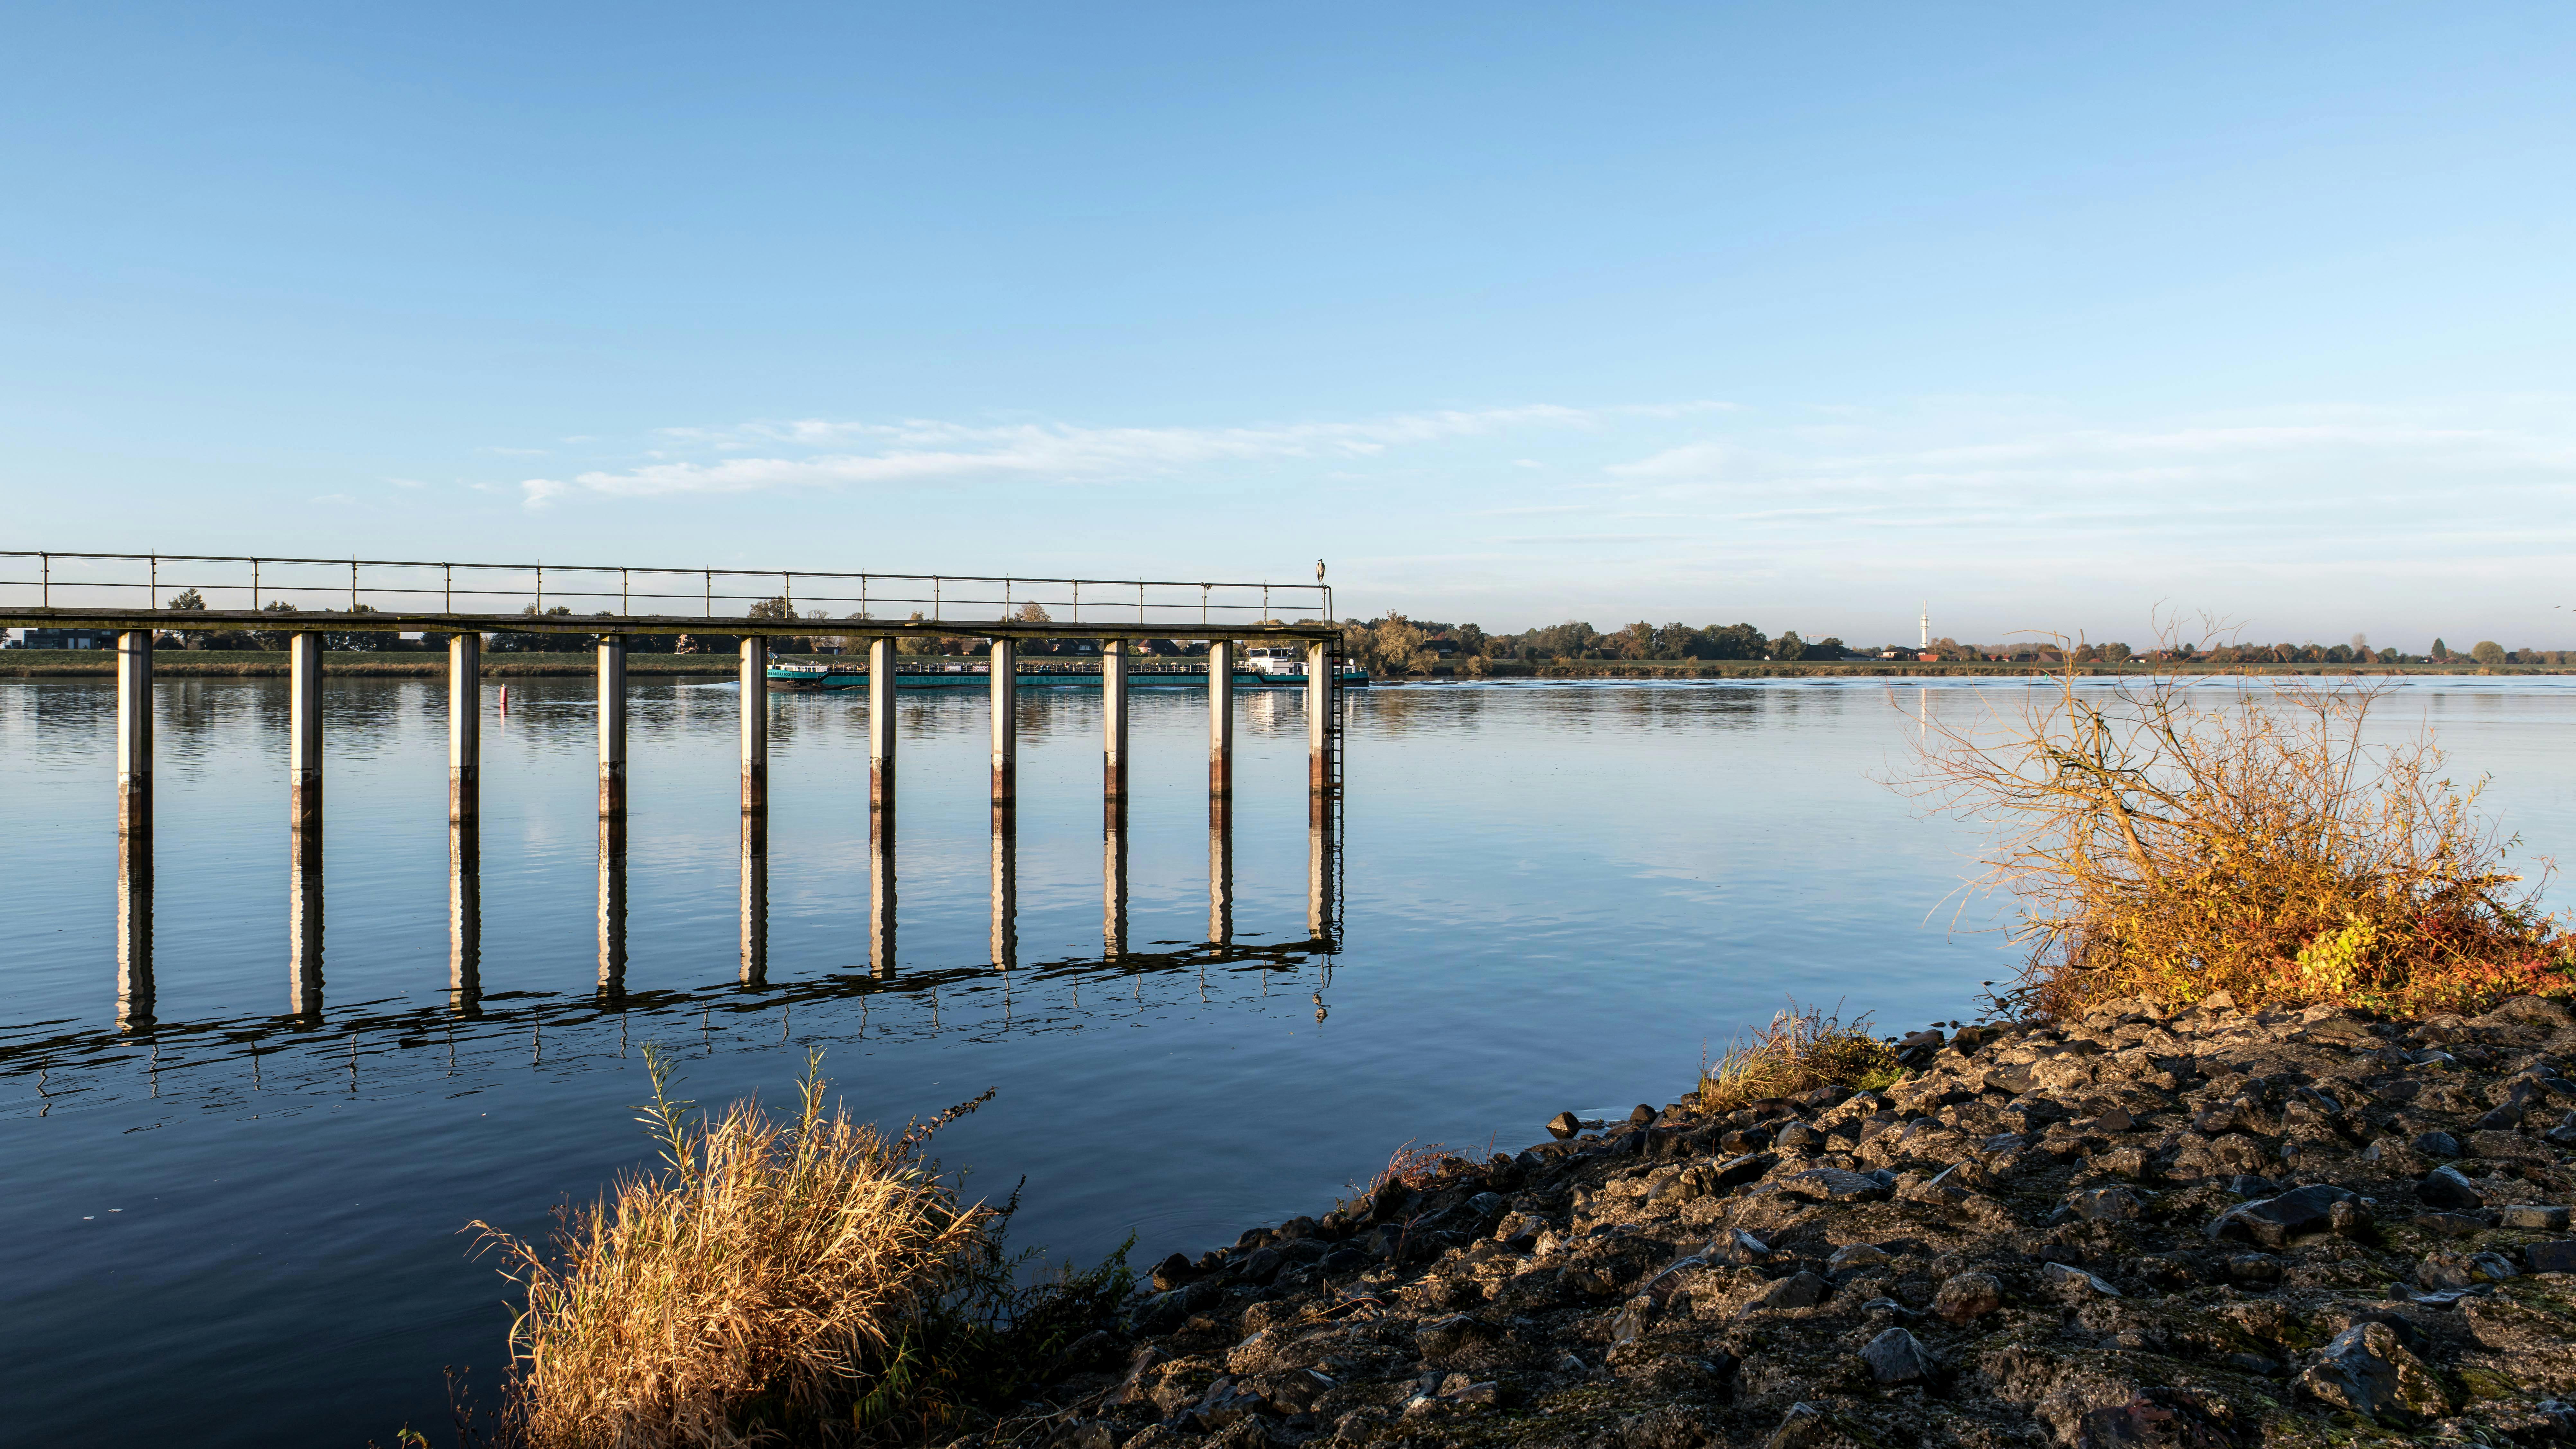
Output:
[[2, 648, 2560, 682]]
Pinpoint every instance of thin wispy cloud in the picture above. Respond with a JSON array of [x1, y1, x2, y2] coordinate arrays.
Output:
[[523, 403, 1731, 506]]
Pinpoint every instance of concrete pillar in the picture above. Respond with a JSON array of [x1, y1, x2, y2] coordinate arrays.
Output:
[[597, 638, 627, 819], [449, 821, 481, 1015], [289, 832, 323, 1019], [739, 636, 767, 817], [867, 637, 897, 818], [289, 632, 322, 837], [597, 817, 627, 1002], [117, 630, 151, 840], [1207, 640, 1234, 800], [1306, 640, 1333, 825], [448, 633, 479, 825], [1103, 638, 1129, 811], [116, 629, 153, 1032], [989, 637, 1016, 808], [739, 813, 767, 987], [1208, 803, 1233, 952], [990, 807, 1017, 970]]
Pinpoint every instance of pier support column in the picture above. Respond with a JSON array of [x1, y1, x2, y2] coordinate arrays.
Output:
[[597, 637, 627, 819], [867, 637, 897, 818], [989, 638, 1016, 809], [1207, 640, 1234, 801], [290, 632, 322, 837], [1103, 639, 1129, 813], [116, 630, 154, 1031], [739, 813, 767, 987], [739, 636, 767, 817], [449, 821, 481, 1015], [117, 629, 152, 840], [990, 806, 1017, 970], [1306, 640, 1332, 825], [448, 633, 479, 825]]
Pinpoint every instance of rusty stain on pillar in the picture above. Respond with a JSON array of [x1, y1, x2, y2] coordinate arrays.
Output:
[[449, 632, 479, 825], [597, 637, 628, 819], [989, 637, 1016, 808], [739, 636, 767, 817], [1207, 639, 1234, 800]]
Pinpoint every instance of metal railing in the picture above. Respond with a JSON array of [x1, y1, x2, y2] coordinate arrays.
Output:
[[0, 550, 1333, 632]]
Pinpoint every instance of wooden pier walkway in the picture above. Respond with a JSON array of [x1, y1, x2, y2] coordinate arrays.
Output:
[[3, 551, 1350, 1028]]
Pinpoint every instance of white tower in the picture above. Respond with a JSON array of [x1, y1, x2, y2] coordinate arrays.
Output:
[[1920, 604, 1929, 649]]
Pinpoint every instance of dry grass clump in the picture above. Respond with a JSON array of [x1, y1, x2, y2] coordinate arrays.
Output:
[[1904, 633, 2574, 1020], [472, 1050, 999, 1448], [1695, 1004, 1901, 1113], [1367, 1140, 1469, 1194]]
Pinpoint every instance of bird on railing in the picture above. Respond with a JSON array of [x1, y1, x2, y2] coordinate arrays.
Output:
[[1316, 559, 1325, 583]]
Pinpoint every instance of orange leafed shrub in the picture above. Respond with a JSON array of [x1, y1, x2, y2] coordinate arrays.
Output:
[[1902, 635, 2574, 1019]]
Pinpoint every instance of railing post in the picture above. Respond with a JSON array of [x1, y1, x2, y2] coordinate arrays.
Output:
[[597, 635, 627, 819], [1207, 639, 1234, 801], [867, 637, 897, 818], [740, 636, 767, 817], [1102, 638, 1128, 814], [448, 632, 479, 825]]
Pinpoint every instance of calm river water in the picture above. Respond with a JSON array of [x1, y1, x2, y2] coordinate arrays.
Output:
[[5, 674, 2574, 1444]]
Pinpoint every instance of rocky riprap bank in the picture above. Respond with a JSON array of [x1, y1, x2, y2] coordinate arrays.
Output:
[[989, 993, 2576, 1449]]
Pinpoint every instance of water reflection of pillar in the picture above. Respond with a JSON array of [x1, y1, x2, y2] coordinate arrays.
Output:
[[117, 827, 153, 1032], [1306, 640, 1332, 826], [989, 807, 1017, 970], [869, 815, 897, 979], [597, 817, 627, 1003], [740, 637, 767, 817], [1103, 804, 1130, 959], [449, 821, 482, 1015], [289, 830, 324, 1020], [1306, 812, 1335, 950], [739, 812, 767, 987], [1208, 798, 1235, 951]]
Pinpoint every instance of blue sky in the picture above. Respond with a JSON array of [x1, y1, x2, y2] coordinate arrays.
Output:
[[4, 3, 2572, 644]]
